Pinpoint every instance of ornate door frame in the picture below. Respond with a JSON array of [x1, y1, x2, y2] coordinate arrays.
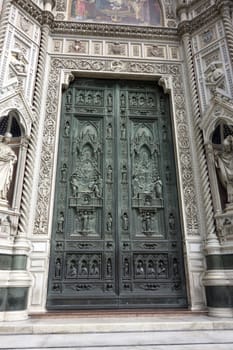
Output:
[[28, 56, 206, 313]]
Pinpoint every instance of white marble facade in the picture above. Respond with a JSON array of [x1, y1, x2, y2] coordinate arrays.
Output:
[[0, 0, 233, 320]]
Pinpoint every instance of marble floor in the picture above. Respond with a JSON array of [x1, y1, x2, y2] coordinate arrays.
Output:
[[1, 314, 233, 349]]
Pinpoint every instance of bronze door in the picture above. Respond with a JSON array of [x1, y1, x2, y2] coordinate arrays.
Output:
[[47, 79, 187, 309]]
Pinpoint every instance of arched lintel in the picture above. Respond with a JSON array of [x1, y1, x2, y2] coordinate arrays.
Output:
[[0, 90, 35, 137]]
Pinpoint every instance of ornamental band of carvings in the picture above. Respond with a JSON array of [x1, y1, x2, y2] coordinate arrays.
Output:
[[33, 58, 199, 236]]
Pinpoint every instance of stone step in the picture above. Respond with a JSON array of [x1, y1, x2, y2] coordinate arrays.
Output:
[[1, 314, 233, 349]]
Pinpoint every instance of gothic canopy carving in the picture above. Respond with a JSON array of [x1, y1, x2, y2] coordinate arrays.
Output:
[[200, 95, 233, 144], [0, 90, 35, 136]]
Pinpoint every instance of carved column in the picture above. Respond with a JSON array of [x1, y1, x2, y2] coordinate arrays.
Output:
[[178, 25, 217, 244], [0, 0, 11, 54], [217, 0, 233, 67], [18, 11, 53, 237]]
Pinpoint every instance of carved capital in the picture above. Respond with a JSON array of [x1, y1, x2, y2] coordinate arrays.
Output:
[[216, 0, 232, 12], [61, 71, 75, 91], [158, 76, 172, 94], [177, 21, 191, 36], [42, 10, 54, 26]]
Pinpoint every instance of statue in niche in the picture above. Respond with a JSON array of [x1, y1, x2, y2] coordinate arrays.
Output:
[[132, 175, 142, 198], [76, 92, 85, 104], [106, 258, 112, 277], [121, 94, 126, 107], [154, 176, 163, 199], [138, 95, 145, 106], [130, 95, 137, 106], [80, 260, 88, 275], [142, 212, 152, 232], [173, 258, 179, 276], [157, 259, 166, 276], [215, 135, 233, 204], [0, 133, 17, 201], [107, 123, 112, 138], [121, 124, 126, 139], [106, 213, 112, 232], [168, 213, 175, 230], [57, 211, 64, 232], [81, 211, 90, 232], [107, 94, 113, 106], [94, 93, 102, 105], [147, 260, 155, 275], [66, 91, 72, 104], [147, 95, 155, 107], [55, 258, 61, 278], [122, 213, 129, 231], [86, 94, 93, 105], [60, 163, 67, 182], [90, 260, 99, 275], [136, 260, 144, 275], [123, 258, 130, 276], [67, 260, 77, 277], [64, 121, 70, 136], [70, 173, 79, 197], [107, 165, 113, 182], [121, 164, 127, 182]]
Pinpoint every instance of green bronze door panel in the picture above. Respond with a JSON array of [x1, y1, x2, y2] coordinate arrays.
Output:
[[47, 79, 187, 310]]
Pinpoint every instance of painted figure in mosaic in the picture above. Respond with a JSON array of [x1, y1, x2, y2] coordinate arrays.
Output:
[[0, 133, 17, 201], [215, 135, 233, 204]]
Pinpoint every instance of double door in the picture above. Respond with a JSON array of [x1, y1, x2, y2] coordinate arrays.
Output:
[[47, 79, 187, 309]]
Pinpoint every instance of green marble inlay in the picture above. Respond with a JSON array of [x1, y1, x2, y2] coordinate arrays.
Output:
[[206, 254, 233, 270], [0, 254, 27, 270], [0, 287, 28, 311], [206, 286, 233, 308]]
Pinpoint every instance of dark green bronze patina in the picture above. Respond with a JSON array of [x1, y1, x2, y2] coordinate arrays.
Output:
[[47, 79, 187, 309]]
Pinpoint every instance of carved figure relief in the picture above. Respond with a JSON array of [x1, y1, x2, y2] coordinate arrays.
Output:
[[122, 212, 129, 231], [106, 213, 112, 232], [64, 121, 70, 136], [107, 165, 113, 182], [215, 135, 233, 205], [205, 62, 224, 93], [55, 258, 62, 278], [69, 40, 85, 53], [48, 79, 187, 308], [10, 49, 27, 75], [0, 133, 17, 202], [106, 258, 112, 277], [60, 163, 67, 182], [57, 211, 65, 232], [109, 43, 124, 55]]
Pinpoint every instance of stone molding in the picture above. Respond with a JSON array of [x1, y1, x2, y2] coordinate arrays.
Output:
[[178, 6, 219, 36], [11, 0, 221, 39], [33, 57, 200, 239]]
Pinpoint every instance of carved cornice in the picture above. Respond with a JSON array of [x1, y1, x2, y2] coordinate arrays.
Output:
[[51, 22, 178, 40], [12, 0, 54, 25], [12, 0, 42, 24], [178, 5, 219, 36]]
